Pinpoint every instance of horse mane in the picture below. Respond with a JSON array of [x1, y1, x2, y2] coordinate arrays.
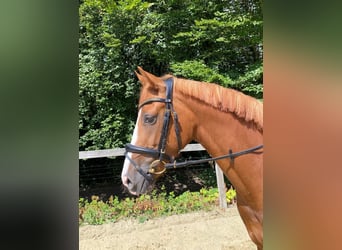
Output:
[[166, 76, 263, 131]]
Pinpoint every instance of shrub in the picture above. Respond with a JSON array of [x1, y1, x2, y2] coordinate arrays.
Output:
[[79, 187, 236, 225]]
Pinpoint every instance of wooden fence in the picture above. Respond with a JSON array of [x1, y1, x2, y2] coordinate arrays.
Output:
[[79, 144, 228, 209]]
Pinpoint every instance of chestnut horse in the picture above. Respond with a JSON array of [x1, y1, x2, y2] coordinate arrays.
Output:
[[121, 67, 263, 249]]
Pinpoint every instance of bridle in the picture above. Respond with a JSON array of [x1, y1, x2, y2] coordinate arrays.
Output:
[[125, 77, 264, 183], [125, 77, 182, 182]]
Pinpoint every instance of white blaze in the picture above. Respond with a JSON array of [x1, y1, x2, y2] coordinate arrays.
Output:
[[121, 110, 142, 181]]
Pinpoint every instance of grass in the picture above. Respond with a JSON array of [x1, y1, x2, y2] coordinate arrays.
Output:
[[79, 186, 236, 225]]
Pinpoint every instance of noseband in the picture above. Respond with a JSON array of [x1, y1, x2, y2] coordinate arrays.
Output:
[[125, 77, 182, 182]]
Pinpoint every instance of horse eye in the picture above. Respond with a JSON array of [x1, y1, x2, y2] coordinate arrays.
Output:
[[143, 114, 157, 125]]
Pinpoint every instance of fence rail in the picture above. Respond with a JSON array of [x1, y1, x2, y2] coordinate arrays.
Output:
[[79, 143, 205, 159], [79, 143, 228, 209]]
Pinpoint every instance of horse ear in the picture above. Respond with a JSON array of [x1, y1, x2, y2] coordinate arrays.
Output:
[[135, 69, 147, 86], [136, 67, 163, 89]]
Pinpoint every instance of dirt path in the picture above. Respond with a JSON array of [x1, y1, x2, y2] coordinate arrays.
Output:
[[79, 206, 255, 250]]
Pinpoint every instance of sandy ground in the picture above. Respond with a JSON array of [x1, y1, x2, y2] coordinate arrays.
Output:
[[79, 206, 255, 250]]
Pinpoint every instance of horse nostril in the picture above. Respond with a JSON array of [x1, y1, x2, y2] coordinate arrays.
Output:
[[122, 176, 132, 187], [126, 177, 132, 185]]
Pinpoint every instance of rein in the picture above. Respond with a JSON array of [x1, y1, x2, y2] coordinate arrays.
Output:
[[165, 144, 263, 169], [125, 77, 263, 182]]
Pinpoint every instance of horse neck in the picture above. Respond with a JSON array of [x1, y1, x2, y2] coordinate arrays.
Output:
[[174, 80, 263, 203], [195, 102, 259, 156], [174, 82, 263, 159]]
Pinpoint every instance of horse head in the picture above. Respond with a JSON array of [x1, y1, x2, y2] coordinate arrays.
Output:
[[121, 67, 190, 195]]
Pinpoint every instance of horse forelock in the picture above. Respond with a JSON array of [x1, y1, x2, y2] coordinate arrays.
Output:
[[174, 77, 263, 131]]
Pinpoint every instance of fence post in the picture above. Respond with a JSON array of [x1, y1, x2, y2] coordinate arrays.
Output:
[[215, 162, 227, 209]]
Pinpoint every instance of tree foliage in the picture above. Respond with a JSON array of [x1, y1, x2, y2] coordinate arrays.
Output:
[[79, 0, 263, 150]]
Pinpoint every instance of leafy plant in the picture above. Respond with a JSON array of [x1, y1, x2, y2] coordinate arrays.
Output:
[[226, 187, 237, 203], [79, 187, 237, 225]]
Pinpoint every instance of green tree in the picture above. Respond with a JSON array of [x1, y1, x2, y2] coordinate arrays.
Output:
[[79, 0, 263, 150], [79, 0, 151, 150]]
